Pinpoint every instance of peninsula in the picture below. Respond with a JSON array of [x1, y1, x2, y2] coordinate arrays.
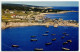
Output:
[[2, 4, 79, 29]]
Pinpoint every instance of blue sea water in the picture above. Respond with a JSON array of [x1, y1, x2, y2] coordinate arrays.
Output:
[[45, 12, 78, 22], [2, 7, 79, 51], [2, 26, 78, 51], [52, 7, 78, 11]]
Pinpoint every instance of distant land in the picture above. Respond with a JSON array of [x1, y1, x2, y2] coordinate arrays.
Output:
[[2, 3, 67, 12]]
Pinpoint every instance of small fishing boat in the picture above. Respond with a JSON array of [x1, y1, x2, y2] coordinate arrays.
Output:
[[65, 34, 69, 36], [31, 36, 36, 38], [34, 48, 43, 51], [43, 34, 48, 36], [63, 32, 69, 36], [12, 45, 19, 47], [63, 32, 67, 34], [52, 38, 56, 41], [51, 34, 56, 35], [62, 47, 70, 51], [45, 31, 49, 33], [45, 42, 52, 45], [31, 39, 37, 41], [61, 36, 65, 39], [67, 40, 72, 43], [63, 42, 68, 45]]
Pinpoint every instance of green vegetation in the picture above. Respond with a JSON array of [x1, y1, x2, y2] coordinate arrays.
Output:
[[2, 4, 66, 22], [2, 4, 65, 13]]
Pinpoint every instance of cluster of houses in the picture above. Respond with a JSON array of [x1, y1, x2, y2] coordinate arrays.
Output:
[[4, 9, 26, 14], [3, 9, 77, 24], [4, 11, 14, 14], [11, 14, 27, 19]]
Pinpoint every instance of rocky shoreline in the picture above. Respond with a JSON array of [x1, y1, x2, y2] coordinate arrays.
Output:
[[41, 11, 78, 15], [2, 11, 79, 29], [2, 21, 78, 29]]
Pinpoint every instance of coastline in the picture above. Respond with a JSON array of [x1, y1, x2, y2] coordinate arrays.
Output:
[[2, 11, 79, 29], [41, 11, 78, 15], [2, 21, 78, 29]]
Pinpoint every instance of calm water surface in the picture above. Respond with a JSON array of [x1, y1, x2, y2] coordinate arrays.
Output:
[[52, 7, 78, 11], [45, 12, 78, 22], [2, 26, 78, 51]]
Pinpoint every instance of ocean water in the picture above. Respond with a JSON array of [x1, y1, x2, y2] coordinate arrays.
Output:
[[2, 26, 78, 51], [52, 7, 78, 11], [45, 12, 78, 22]]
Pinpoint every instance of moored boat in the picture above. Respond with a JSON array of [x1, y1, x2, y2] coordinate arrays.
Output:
[[12, 45, 19, 47], [65, 34, 69, 36], [45, 42, 52, 45], [34, 48, 43, 51], [63, 42, 68, 45], [31, 36, 36, 38], [31, 39, 37, 41], [51, 34, 56, 35], [62, 47, 70, 51], [67, 40, 72, 43], [63, 32, 69, 36], [61, 36, 65, 39], [63, 32, 67, 34], [45, 31, 49, 33], [52, 38, 56, 41], [43, 34, 48, 36]]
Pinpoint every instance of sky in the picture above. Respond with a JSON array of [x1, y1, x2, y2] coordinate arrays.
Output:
[[2, 1, 79, 7]]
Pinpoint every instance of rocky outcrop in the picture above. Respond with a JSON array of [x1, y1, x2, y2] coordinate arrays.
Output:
[[1, 21, 79, 29], [1, 22, 50, 29], [1, 22, 7, 29]]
